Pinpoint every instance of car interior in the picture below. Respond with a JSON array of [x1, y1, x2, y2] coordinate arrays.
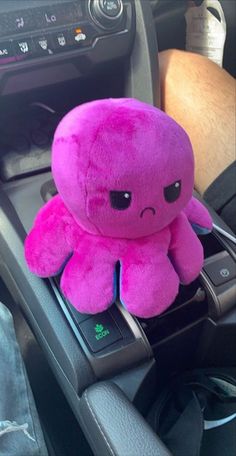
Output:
[[0, 1, 235, 455]]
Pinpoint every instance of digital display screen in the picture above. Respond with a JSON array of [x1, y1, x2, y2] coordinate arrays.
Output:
[[0, 1, 82, 38]]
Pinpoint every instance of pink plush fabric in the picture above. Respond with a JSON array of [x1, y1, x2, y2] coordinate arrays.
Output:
[[184, 196, 212, 230], [25, 98, 212, 318]]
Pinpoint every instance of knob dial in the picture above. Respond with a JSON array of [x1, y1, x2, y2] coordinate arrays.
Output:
[[89, 0, 124, 28]]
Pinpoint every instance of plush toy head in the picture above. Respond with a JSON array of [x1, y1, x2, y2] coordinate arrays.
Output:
[[52, 98, 194, 239]]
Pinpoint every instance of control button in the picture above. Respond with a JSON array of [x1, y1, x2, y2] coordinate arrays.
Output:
[[99, 0, 122, 17], [0, 41, 15, 64], [90, 0, 123, 28], [33, 35, 53, 56], [52, 31, 69, 52], [67, 26, 93, 48], [13, 38, 34, 59], [204, 252, 236, 286], [79, 313, 122, 353]]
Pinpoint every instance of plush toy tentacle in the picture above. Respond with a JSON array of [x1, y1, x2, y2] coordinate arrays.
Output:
[[25, 195, 77, 277], [60, 250, 117, 314], [119, 254, 179, 319], [169, 212, 204, 284], [183, 196, 213, 233]]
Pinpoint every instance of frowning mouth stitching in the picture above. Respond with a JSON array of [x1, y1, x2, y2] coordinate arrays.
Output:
[[140, 207, 156, 218]]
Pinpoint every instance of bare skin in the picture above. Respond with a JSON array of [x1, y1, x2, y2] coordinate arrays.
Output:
[[159, 49, 236, 194]]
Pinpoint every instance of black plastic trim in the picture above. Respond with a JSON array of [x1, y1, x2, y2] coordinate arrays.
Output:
[[0, 188, 96, 395], [125, 0, 160, 106]]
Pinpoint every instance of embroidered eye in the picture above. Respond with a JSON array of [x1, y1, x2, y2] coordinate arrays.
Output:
[[110, 191, 132, 210], [164, 180, 181, 203]]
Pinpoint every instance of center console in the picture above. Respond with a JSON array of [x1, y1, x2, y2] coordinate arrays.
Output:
[[0, 0, 159, 389], [0, 2, 235, 455]]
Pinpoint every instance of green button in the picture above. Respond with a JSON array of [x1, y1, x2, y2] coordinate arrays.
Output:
[[79, 313, 122, 353], [94, 323, 110, 340]]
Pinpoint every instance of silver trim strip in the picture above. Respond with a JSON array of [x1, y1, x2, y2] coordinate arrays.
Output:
[[213, 223, 236, 245]]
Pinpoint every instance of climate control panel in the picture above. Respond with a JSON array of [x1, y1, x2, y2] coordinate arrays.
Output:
[[0, 0, 134, 94], [0, 0, 131, 65]]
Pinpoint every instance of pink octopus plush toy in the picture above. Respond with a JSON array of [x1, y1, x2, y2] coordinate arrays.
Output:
[[25, 98, 212, 318]]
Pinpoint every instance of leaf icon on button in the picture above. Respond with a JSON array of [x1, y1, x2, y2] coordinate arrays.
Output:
[[95, 324, 104, 334]]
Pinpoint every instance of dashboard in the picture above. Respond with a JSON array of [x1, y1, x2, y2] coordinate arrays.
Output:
[[0, 0, 135, 95]]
